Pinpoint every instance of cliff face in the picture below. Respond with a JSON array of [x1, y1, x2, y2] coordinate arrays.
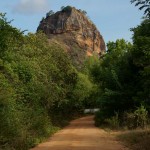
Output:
[[37, 6, 105, 65]]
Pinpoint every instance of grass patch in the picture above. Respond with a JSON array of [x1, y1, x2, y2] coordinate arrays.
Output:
[[117, 129, 150, 150]]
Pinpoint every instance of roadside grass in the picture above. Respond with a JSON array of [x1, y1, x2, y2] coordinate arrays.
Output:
[[117, 128, 150, 150]]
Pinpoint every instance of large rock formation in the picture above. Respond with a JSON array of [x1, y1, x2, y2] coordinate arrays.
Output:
[[37, 6, 105, 65]]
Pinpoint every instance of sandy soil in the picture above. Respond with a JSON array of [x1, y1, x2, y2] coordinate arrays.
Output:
[[30, 115, 128, 150]]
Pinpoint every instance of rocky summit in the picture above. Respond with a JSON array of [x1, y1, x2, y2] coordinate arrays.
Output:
[[37, 6, 105, 65]]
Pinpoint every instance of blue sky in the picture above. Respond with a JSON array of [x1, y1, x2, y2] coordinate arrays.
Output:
[[0, 0, 143, 43]]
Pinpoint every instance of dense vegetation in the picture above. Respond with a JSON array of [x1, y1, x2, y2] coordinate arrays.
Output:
[[0, 13, 94, 149], [0, 1, 150, 150], [92, 19, 150, 128]]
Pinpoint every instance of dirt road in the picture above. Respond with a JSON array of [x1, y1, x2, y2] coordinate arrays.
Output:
[[31, 116, 128, 150]]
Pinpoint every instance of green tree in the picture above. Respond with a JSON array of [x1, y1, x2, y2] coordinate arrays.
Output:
[[91, 39, 134, 116], [93, 21, 150, 126], [0, 13, 88, 149], [131, 19, 150, 109], [71, 72, 93, 109], [0, 13, 23, 61], [131, 0, 150, 18]]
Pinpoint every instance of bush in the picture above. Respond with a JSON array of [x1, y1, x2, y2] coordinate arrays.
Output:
[[123, 105, 148, 129], [95, 110, 111, 126], [105, 112, 120, 129], [134, 105, 148, 128], [95, 111, 120, 129]]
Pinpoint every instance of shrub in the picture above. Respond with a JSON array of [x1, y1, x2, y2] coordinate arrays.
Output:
[[134, 105, 148, 128], [105, 112, 120, 129], [118, 129, 150, 150], [95, 110, 110, 126], [123, 105, 148, 129]]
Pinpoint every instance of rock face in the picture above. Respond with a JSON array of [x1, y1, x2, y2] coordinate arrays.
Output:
[[37, 6, 105, 64]]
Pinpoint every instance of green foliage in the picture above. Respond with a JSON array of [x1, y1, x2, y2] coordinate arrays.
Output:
[[131, 0, 150, 18], [71, 73, 93, 108], [61, 6, 72, 12], [134, 105, 148, 128], [0, 74, 22, 149], [1, 4, 149, 149], [0, 13, 23, 61], [123, 105, 148, 129], [46, 10, 54, 17], [105, 112, 120, 129], [91, 39, 134, 114], [95, 110, 120, 129], [95, 110, 110, 126], [131, 19, 150, 109], [0, 13, 93, 149], [92, 20, 150, 129]]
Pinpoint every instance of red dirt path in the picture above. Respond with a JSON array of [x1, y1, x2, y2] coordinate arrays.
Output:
[[30, 115, 128, 150]]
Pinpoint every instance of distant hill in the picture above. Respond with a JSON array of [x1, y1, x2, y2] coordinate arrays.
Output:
[[37, 6, 106, 66]]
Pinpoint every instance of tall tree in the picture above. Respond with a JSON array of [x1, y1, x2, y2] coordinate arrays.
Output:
[[90, 39, 134, 115], [131, 19, 150, 109]]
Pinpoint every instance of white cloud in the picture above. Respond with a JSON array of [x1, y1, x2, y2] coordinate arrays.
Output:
[[13, 0, 50, 14]]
